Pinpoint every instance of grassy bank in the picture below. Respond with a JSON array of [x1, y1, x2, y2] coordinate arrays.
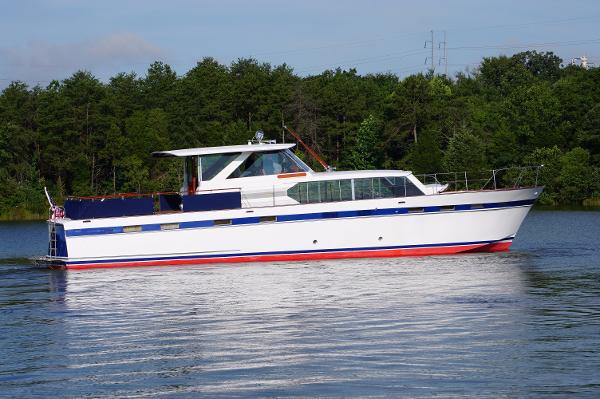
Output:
[[583, 198, 600, 207], [0, 209, 48, 222]]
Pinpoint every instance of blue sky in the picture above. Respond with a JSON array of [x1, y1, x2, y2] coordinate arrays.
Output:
[[1, 0, 599, 88]]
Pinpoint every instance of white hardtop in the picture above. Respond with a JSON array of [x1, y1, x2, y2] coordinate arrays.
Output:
[[307, 169, 412, 180], [153, 143, 296, 157]]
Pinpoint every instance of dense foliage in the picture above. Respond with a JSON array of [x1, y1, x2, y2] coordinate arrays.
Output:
[[1, 51, 599, 218]]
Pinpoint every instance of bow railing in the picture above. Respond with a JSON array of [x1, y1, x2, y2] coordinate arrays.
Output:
[[416, 165, 543, 193]]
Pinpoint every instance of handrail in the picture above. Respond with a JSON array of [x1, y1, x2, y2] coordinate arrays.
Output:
[[416, 165, 543, 193], [67, 191, 179, 200], [67, 187, 242, 201]]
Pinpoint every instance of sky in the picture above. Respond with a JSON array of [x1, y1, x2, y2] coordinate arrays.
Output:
[[1, 0, 599, 88]]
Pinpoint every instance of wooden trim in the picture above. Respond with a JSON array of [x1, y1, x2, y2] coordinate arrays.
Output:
[[277, 172, 307, 179]]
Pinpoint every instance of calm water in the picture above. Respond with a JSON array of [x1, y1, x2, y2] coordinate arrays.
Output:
[[0, 211, 599, 398]]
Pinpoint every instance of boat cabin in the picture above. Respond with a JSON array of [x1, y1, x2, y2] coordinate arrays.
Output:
[[63, 142, 436, 220], [152, 142, 432, 209]]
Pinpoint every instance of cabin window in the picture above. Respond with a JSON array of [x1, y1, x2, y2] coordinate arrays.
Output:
[[287, 179, 352, 204], [404, 179, 424, 197], [200, 153, 240, 181], [228, 150, 307, 178], [287, 177, 423, 204], [355, 177, 424, 199]]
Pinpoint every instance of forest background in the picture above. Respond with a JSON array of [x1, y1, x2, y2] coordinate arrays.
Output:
[[0, 50, 598, 219]]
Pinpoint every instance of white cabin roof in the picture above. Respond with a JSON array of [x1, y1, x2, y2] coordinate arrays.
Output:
[[309, 170, 412, 179], [153, 143, 296, 157]]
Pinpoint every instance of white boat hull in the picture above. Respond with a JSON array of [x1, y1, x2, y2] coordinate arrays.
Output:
[[42, 187, 541, 269]]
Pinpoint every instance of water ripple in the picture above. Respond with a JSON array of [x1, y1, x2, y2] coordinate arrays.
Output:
[[1, 211, 599, 397]]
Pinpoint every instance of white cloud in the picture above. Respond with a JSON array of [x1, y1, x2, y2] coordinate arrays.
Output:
[[0, 33, 166, 87]]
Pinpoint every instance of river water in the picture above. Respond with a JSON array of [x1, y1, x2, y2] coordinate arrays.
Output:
[[0, 210, 599, 398]]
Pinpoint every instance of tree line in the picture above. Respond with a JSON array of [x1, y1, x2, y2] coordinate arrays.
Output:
[[0, 51, 599, 219]]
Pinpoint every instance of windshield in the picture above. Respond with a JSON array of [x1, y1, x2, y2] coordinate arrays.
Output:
[[228, 150, 309, 178]]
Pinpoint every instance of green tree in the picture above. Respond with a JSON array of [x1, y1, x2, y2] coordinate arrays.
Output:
[[406, 128, 443, 174], [558, 147, 595, 203], [345, 114, 380, 170], [512, 51, 562, 81], [477, 55, 532, 97], [443, 127, 487, 172], [503, 82, 563, 151], [523, 146, 563, 204], [577, 104, 600, 164]]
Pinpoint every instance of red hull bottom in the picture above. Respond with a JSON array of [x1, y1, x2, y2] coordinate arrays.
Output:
[[62, 241, 513, 270]]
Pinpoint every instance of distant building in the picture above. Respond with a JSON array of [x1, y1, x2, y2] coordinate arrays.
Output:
[[570, 55, 595, 69]]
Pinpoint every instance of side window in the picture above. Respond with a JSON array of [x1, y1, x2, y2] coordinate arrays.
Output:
[[354, 178, 374, 200], [340, 180, 353, 201], [200, 153, 240, 180], [228, 151, 303, 178], [287, 179, 353, 204], [404, 178, 424, 196], [229, 153, 260, 178], [286, 177, 422, 203]]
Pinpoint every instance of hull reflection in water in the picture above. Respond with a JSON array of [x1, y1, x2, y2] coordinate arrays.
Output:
[[40, 255, 540, 397]]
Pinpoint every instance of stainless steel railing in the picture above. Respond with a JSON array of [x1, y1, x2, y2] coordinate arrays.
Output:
[[416, 165, 543, 193]]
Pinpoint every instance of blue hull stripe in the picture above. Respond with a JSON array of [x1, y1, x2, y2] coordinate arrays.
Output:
[[66, 199, 535, 238], [65, 236, 515, 265]]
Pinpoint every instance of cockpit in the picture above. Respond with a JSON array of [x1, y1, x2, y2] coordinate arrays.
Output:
[[153, 144, 313, 195]]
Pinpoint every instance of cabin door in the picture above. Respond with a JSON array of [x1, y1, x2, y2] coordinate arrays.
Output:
[[184, 156, 199, 195]]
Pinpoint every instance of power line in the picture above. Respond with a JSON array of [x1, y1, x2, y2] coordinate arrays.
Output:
[[2, 36, 599, 85], [296, 48, 428, 74], [248, 14, 600, 59], [447, 38, 600, 51], [444, 13, 600, 34]]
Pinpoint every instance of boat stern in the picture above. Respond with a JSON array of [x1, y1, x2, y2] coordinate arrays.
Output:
[[37, 220, 69, 269]]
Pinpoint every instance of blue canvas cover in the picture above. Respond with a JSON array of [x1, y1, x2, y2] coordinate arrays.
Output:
[[182, 191, 241, 212], [64, 197, 154, 220]]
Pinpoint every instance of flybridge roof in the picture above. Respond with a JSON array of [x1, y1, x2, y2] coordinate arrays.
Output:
[[152, 143, 296, 157]]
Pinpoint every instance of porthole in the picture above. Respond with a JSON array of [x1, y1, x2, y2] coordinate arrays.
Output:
[[214, 219, 232, 226]]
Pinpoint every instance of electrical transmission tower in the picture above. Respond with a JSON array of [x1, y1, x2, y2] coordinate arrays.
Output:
[[425, 30, 448, 76], [424, 30, 435, 73], [438, 31, 448, 76]]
